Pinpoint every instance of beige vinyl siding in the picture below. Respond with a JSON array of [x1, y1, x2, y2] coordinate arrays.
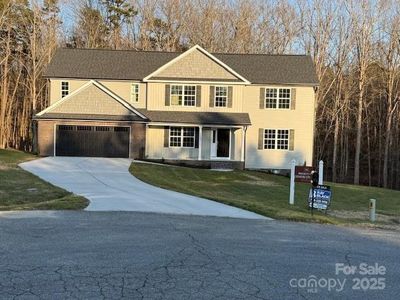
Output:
[[50, 79, 87, 105], [47, 79, 315, 169], [147, 82, 243, 112], [49, 84, 136, 116], [244, 85, 315, 169], [152, 49, 239, 80], [49, 79, 147, 109], [146, 125, 199, 160]]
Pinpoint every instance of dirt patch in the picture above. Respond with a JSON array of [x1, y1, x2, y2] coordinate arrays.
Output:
[[0, 164, 12, 170], [242, 173, 263, 181], [329, 210, 400, 231], [238, 173, 283, 187], [189, 181, 223, 186], [234, 180, 281, 187]]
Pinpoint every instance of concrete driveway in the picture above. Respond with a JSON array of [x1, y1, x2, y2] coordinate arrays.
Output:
[[20, 157, 266, 219]]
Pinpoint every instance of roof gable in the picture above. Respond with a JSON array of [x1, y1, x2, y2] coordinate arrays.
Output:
[[144, 45, 250, 83], [37, 80, 147, 119]]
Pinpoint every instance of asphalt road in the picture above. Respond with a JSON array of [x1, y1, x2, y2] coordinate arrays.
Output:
[[0, 211, 398, 299]]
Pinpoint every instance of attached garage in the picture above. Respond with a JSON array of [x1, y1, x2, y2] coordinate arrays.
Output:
[[34, 80, 148, 158], [55, 125, 130, 158]]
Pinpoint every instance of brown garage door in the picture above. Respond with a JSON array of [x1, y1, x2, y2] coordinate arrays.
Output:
[[56, 125, 130, 158]]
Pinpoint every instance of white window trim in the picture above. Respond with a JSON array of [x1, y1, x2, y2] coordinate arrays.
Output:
[[264, 87, 291, 110], [169, 127, 195, 148], [130, 83, 139, 102], [61, 81, 69, 98], [170, 84, 197, 107], [214, 86, 228, 108], [263, 128, 290, 151]]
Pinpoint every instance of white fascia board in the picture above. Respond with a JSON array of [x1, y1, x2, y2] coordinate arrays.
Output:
[[147, 122, 244, 128], [143, 79, 246, 85]]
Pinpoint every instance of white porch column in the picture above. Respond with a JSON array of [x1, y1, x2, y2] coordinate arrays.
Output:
[[198, 125, 203, 160], [241, 126, 247, 162]]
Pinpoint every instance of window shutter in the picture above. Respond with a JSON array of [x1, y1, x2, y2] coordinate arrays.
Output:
[[209, 86, 214, 107], [290, 88, 296, 110], [195, 127, 199, 148], [259, 88, 265, 109], [165, 85, 170, 106], [227, 86, 233, 108], [196, 85, 201, 107], [164, 126, 169, 147], [289, 129, 295, 150], [258, 128, 264, 150]]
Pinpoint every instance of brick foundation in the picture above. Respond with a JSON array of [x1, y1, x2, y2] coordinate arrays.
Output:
[[141, 159, 245, 170]]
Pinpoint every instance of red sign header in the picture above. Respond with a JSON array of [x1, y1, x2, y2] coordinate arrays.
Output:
[[295, 166, 314, 183]]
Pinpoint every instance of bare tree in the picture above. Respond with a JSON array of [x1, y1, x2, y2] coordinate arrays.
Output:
[[348, 0, 376, 184]]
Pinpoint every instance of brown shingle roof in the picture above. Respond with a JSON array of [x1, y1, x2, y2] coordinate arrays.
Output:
[[138, 110, 251, 125], [44, 48, 318, 85], [34, 110, 250, 125]]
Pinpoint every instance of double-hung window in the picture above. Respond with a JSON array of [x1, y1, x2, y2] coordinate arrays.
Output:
[[265, 88, 277, 108], [215, 86, 227, 107], [61, 81, 69, 98], [171, 85, 196, 106], [264, 129, 290, 150], [131, 83, 139, 102], [265, 88, 291, 109], [169, 127, 195, 148], [264, 129, 276, 149]]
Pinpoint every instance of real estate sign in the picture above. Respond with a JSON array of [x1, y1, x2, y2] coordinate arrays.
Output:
[[295, 166, 313, 183], [308, 185, 332, 210]]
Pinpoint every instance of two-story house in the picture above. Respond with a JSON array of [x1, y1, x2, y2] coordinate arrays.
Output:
[[35, 45, 318, 170]]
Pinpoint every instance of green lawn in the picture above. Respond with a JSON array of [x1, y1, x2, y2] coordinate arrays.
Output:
[[0, 149, 89, 210], [130, 163, 400, 225]]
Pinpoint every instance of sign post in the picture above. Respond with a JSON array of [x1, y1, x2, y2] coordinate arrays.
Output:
[[293, 164, 313, 206], [318, 160, 324, 185], [310, 171, 319, 215], [289, 159, 296, 205]]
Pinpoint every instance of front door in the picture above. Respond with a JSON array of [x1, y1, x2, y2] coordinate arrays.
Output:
[[210, 128, 230, 159]]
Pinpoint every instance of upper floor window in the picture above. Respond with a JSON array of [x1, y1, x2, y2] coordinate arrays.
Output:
[[215, 86, 227, 107], [169, 127, 195, 148], [171, 85, 196, 106], [265, 88, 291, 109], [264, 129, 289, 150], [131, 83, 139, 102], [61, 81, 69, 98]]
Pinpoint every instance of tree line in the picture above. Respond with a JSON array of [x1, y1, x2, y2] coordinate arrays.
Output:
[[1, 0, 400, 189]]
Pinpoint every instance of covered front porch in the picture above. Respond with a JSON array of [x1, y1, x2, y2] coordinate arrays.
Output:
[[141, 110, 251, 169], [144, 123, 248, 169], [196, 125, 246, 162]]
